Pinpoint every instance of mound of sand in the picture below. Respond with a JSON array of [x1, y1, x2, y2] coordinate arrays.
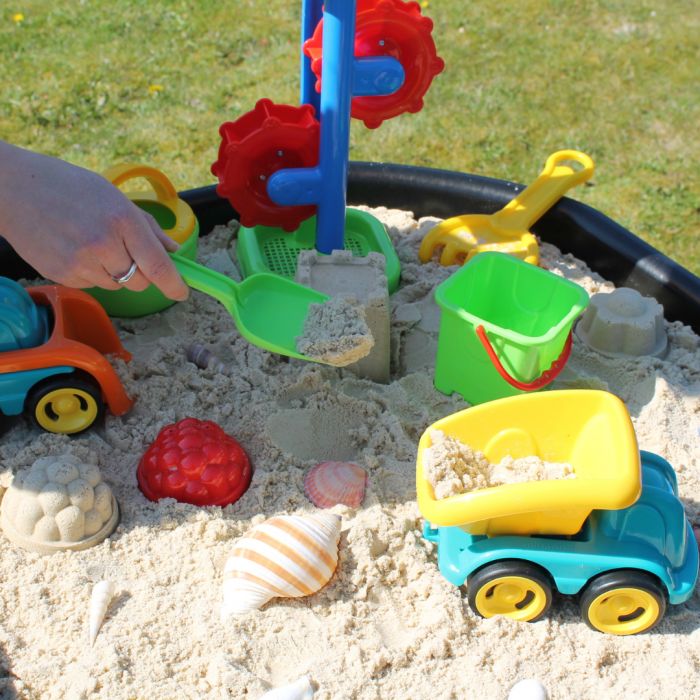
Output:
[[295, 297, 374, 367], [423, 429, 576, 500]]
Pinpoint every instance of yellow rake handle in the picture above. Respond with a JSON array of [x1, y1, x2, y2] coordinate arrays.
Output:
[[418, 150, 594, 266], [492, 150, 594, 232]]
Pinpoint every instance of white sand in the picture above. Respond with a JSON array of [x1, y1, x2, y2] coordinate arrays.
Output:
[[0, 208, 699, 700], [423, 429, 576, 500], [295, 297, 374, 367]]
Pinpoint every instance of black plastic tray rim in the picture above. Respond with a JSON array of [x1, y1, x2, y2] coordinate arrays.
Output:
[[2, 161, 699, 333]]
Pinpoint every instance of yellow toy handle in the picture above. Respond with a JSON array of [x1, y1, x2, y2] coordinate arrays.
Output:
[[492, 150, 594, 233], [101, 163, 196, 245]]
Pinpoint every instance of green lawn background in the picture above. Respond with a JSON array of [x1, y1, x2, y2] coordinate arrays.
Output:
[[2, 0, 699, 272]]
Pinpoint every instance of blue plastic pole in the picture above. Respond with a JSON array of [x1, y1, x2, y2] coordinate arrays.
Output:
[[269, 0, 404, 254], [300, 0, 323, 115], [312, 0, 355, 253]]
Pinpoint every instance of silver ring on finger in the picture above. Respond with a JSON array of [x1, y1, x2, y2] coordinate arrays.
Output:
[[111, 261, 138, 284]]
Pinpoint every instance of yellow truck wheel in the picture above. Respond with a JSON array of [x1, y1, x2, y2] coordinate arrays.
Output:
[[467, 560, 553, 622], [27, 373, 104, 435], [579, 570, 666, 635]]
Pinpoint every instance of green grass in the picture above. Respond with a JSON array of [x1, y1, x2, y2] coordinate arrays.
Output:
[[2, 0, 699, 272]]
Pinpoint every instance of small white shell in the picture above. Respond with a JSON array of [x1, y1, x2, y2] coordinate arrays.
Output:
[[221, 514, 341, 618], [259, 675, 313, 700], [508, 679, 549, 700], [90, 580, 116, 646], [304, 462, 368, 509]]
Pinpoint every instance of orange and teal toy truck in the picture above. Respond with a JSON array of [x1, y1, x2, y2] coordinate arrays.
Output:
[[417, 390, 699, 635], [0, 278, 134, 434]]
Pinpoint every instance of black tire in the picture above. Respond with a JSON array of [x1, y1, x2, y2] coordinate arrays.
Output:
[[579, 569, 667, 635], [26, 371, 104, 435], [467, 560, 553, 623]]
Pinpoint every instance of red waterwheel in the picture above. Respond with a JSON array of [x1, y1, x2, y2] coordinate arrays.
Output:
[[303, 0, 445, 129], [211, 98, 321, 232]]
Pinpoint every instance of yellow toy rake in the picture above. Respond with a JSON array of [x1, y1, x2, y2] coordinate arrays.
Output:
[[418, 150, 595, 267]]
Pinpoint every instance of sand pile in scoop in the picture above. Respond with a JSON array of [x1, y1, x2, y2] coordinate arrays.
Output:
[[0, 208, 700, 700], [295, 296, 374, 366], [423, 429, 576, 499]]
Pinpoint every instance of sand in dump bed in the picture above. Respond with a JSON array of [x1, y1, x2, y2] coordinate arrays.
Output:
[[295, 297, 374, 366], [1, 208, 700, 700], [423, 429, 576, 500]]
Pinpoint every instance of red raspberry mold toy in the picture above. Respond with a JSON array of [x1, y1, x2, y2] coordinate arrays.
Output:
[[137, 418, 252, 507]]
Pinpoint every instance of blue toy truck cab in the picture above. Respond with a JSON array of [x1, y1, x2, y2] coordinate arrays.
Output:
[[0, 278, 51, 352]]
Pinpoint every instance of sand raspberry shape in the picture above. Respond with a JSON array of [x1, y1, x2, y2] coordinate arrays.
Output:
[[137, 418, 251, 507]]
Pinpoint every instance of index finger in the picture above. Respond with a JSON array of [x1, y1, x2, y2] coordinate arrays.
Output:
[[124, 213, 190, 301]]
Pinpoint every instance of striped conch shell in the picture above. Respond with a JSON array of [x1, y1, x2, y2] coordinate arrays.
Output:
[[304, 462, 368, 509], [221, 514, 341, 618], [259, 675, 314, 700], [89, 580, 116, 646]]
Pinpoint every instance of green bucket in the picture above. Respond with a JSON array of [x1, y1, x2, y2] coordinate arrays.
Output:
[[237, 208, 401, 294], [434, 252, 589, 405], [84, 203, 199, 318]]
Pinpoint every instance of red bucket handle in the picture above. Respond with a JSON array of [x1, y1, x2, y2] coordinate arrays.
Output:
[[476, 325, 573, 391]]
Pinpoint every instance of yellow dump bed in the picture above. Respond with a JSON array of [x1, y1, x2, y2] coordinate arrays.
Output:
[[416, 390, 641, 536]]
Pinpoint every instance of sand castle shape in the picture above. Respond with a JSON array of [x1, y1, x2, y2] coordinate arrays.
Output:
[[575, 287, 667, 359], [295, 250, 391, 383], [0, 455, 119, 554]]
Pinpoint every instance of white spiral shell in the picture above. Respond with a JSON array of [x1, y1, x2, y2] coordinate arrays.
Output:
[[259, 675, 314, 700], [90, 580, 116, 646], [221, 514, 341, 618]]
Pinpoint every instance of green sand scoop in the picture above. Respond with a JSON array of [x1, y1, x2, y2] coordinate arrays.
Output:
[[172, 256, 329, 360]]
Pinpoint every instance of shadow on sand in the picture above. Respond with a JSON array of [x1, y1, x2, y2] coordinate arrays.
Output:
[[0, 640, 24, 700]]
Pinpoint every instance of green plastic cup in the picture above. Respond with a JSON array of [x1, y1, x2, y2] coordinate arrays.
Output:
[[434, 252, 589, 405]]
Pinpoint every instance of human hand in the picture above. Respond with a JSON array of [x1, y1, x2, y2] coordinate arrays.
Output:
[[0, 141, 189, 301]]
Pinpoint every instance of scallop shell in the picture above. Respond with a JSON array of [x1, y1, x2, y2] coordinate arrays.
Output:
[[221, 513, 341, 618], [303, 462, 368, 509]]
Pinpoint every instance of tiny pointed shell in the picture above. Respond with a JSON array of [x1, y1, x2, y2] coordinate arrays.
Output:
[[90, 580, 116, 646], [259, 675, 314, 700], [304, 462, 367, 509], [221, 514, 341, 617]]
